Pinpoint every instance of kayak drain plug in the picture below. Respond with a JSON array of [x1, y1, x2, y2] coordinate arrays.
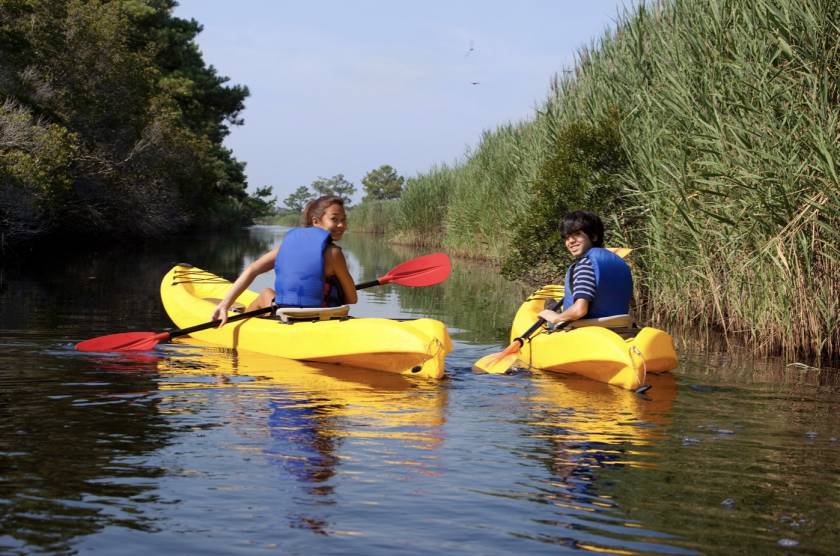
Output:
[[411, 366, 422, 373]]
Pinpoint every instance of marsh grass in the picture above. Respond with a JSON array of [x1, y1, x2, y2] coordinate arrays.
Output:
[[599, 0, 840, 358], [353, 0, 839, 358], [348, 200, 400, 235]]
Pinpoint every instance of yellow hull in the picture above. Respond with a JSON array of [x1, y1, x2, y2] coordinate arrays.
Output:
[[156, 344, 449, 441], [160, 265, 452, 379], [510, 291, 678, 390]]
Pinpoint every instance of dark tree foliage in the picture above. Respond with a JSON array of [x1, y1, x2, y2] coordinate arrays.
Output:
[[361, 164, 404, 201], [0, 0, 258, 249], [310, 174, 356, 206], [501, 108, 629, 284], [283, 185, 314, 212]]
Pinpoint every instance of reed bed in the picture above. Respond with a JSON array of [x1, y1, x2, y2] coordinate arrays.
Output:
[[393, 165, 455, 246], [348, 200, 401, 235], [350, 0, 839, 358], [594, 0, 840, 359]]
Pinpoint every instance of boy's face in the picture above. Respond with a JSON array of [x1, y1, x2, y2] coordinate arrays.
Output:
[[564, 230, 594, 258]]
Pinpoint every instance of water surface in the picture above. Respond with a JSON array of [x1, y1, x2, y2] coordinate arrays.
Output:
[[1, 227, 838, 555]]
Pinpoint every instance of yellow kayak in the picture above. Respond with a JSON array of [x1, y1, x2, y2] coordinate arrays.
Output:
[[510, 286, 678, 390], [160, 264, 452, 379]]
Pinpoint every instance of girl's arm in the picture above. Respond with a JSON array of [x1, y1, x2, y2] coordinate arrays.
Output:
[[212, 247, 279, 325], [325, 245, 358, 304]]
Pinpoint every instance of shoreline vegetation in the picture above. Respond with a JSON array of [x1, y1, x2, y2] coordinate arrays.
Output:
[[0, 1, 273, 253], [3, 1, 838, 362], [347, 0, 839, 361]]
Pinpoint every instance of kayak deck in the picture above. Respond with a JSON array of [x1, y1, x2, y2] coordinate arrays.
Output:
[[511, 288, 678, 390], [160, 265, 452, 379]]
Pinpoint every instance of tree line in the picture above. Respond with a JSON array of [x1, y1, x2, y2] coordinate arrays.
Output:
[[0, 0, 273, 252], [282, 164, 404, 212]]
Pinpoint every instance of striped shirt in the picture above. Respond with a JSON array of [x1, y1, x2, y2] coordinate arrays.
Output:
[[570, 255, 596, 301]]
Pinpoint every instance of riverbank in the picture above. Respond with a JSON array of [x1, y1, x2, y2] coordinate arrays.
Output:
[[347, 0, 840, 361]]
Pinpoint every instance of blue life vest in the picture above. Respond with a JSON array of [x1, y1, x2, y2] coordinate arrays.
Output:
[[274, 227, 343, 307], [562, 247, 632, 318]]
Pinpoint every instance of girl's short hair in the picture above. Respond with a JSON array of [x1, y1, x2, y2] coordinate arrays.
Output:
[[561, 210, 604, 247], [302, 195, 344, 226]]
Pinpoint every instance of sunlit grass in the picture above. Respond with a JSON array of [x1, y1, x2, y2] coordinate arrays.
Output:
[[352, 0, 840, 358]]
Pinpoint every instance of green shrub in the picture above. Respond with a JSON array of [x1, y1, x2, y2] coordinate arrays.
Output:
[[501, 108, 629, 283], [394, 166, 454, 245]]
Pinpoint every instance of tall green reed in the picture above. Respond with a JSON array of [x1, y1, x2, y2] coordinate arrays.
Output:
[[348, 199, 401, 235], [559, 0, 840, 358], [347, 0, 839, 358]]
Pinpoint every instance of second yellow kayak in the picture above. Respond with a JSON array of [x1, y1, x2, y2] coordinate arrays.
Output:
[[510, 286, 678, 390]]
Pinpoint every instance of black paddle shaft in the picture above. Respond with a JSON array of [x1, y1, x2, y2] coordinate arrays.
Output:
[[514, 298, 563, 346], [170, 305, 275, 339], [168, 278, 387, 339], [354, 279, 380, 290]]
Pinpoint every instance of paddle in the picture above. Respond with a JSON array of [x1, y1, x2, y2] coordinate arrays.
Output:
[[473, 248, 631, 375], [76, 253, 452, 353], [353, 252, 451, 289]]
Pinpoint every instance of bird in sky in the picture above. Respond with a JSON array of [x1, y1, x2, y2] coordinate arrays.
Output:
[[465, 39, 475, 57]]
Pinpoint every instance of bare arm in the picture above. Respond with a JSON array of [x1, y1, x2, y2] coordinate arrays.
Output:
[[325, 245, 357, 304], [212, 247, 279, 324], [538, 298, 589, 325]]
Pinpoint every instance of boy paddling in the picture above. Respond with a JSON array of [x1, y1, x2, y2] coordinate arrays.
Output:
[[538, 210, 632, 325]]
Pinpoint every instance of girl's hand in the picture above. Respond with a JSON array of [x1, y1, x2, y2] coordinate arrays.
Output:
[[212, 302, 230, 327], [538, 309, 562, 324]]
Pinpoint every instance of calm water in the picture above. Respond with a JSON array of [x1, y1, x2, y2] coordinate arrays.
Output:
[[1, 226, 839, 555]]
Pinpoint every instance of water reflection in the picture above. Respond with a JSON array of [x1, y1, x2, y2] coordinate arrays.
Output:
[[0, 228, 275, 339], [0, 230, 275, 553], [603, 358, 840, 554], [529, 372, 676, 452], [3, 226, 840, 554], [0, 344, 170, 553], [154, 342, 448, 535], [513, 373, 689, 553]]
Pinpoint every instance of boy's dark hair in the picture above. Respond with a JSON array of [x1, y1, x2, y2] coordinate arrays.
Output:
[[561, 210, 604, 247]]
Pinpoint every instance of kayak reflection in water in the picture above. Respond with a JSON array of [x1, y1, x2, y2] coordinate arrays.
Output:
[[211, 195, 358, 327]]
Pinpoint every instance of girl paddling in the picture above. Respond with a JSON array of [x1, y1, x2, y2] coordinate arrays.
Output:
[[211, 195, 358, 327]]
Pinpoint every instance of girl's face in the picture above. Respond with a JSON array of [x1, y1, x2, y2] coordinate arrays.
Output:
[[564, 230, 594, 258], [312, 203, 347, 240]]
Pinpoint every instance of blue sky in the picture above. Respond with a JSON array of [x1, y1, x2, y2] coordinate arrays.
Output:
[[173, 1, 633, 204]]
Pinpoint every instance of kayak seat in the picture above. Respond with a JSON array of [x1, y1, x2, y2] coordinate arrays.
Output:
[[569, 314, 633, 329], [275, 305, 350, 323]]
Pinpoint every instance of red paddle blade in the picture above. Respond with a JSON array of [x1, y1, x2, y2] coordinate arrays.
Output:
[[76, 331, 170, 352], [379, 252, 451, 287]]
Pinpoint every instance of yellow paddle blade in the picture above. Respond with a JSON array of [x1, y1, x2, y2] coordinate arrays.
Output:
[[473, 343, 522, 374], [607, 247, 633, 258]]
